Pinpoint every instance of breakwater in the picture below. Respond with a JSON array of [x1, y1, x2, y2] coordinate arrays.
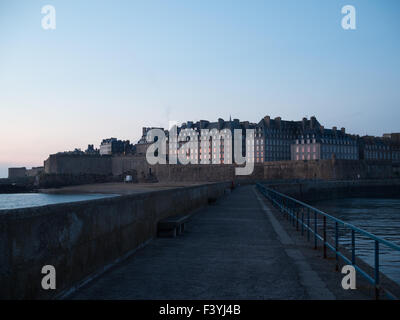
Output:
[[0, 177, 36, 194], [0, 181, 230, 299], [267, 179, 400, 202]]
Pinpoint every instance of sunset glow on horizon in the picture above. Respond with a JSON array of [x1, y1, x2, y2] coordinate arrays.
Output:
[[1, 0, 399, 177]]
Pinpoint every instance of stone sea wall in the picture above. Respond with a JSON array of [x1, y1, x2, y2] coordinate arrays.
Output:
[[43, 153, 397, 186], [0, 182, 230, 299], [267, 179, 400, 202]]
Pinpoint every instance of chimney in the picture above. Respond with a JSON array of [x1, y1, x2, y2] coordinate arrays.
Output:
[[332, 126, 337, 132], [264, 115, 271, 127], [341, 127, 346, 134], [218, 118, 224, 130], [274, 117, 281, 129], [310, 116, 316, 129], [302, 117, 307, 131], [200, 120, 209, 129], [320, 125, 324, 134]]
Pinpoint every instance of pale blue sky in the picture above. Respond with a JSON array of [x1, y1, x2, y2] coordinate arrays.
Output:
[[1, 0, 399, 177]]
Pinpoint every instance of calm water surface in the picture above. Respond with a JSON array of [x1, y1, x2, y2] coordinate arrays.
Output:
[[0, 193, 117, 210], [312, 198, 400, 284]]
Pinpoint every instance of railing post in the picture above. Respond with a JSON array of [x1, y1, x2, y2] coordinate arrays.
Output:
[[283, 199, 286, 219], [285, 199, 288, 217], [335, 222, 339, 271], [291, 204, 294, 226], [307, 208, 310, 241], [314, 211, 317, 249], [351, 230, 355, 265], [290, 203, 293, 225], [286, 199, 289, 220], [259, 186, 399, 301], [323, 215, 327, 259], [375, 240, 380, 300]]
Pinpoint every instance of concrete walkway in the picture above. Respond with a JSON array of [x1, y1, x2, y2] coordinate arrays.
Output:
[[70, 185, 335, 299]]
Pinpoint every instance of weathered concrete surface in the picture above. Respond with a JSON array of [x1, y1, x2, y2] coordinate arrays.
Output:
[[0, 182, 229, 299], [260, 192, 398, 299], [70, 186, 370, 300]]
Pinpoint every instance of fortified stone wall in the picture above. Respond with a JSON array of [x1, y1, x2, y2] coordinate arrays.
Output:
[[38, 174, 116, 189], [150, 163, 264, 182], [26, 167, 44, 177], [263, 159, 393, 181], [43, 153, 396, 184], [267, 179, 400, 202], [0, 182, 230, 299], [112, 155, 150, 181], [44, 154, 112, 175], [8, 167, 27, 179], [112, 156, 264, 182]]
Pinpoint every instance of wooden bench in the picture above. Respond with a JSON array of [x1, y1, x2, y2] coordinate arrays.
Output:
[[157, 213, 192, 238]]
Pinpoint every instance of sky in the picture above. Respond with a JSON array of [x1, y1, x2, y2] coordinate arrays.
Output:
[[0, 0, 399, 177]]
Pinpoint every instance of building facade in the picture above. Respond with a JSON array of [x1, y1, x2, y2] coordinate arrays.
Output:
[[8, 167, 27, 179], [359, 136, 392, 161], [100, 138, 133, 156], [291, 126, 359, 161], [384, 133, 400, 163], [167, 118, 243, 165], [258, 116, 316, 162], [136, 117, 398, 165]]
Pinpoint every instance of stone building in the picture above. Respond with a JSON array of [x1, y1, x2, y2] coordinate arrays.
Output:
[[291, 126, 359, 161], [359, 136, 392, 161], [167, 118, 244, 165], [26, 167, 44, 177], [136, 116, 397, 165], [155, 116, 324, 164], [8, 167, 27, 178], [85, 144, 99, 155], [384, 133, 400, 163], [257, 116, 316, 162], [100, 138, 133, 156], [8, 166, 44, 178], [138, 115, 362, 164], [136, 127, 168, 156]]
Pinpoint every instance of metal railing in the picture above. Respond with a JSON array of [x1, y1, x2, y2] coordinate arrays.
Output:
[[256, 183, 400, 300]]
